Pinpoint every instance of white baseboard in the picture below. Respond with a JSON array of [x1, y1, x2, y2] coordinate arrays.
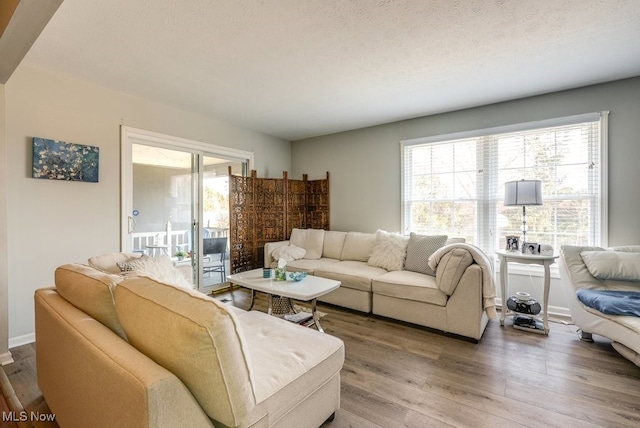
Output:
[[0, 351, 13, 366], [9, 332, 35, 349]]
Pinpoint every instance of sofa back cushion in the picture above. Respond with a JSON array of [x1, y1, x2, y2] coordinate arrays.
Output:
[[54, 264, 127, 340], [323, 231, 348, 259], [114, 277, 256, 427], [404, 233, 449, 276], [340, 232, 376, 262], [289, 228, 325, 260]]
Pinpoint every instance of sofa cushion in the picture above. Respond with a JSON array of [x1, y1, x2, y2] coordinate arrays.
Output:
[[54, 264, 127, 340], [114, 277, 256, 428], [286, 257, 341, 273], [290, 228, 325, 260], [340, 232, 376, 262], [367, 230, 409, 271], [372, 270, 448, 306], [580, 251, 640, 281], [323, 231, 348, 259], [234, 310, 344, 421], [315, 260, 386, 292], [88, 252, 143, 274], [271, 244, 306, 262], [404, 233, 448, 276], [436, 248, 474, 295]]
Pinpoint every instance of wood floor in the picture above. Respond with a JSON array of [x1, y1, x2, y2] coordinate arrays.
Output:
[[2, 288, 640, 427]]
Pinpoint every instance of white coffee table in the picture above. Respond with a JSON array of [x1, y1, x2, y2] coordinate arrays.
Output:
[[227, 268, 340, 333]]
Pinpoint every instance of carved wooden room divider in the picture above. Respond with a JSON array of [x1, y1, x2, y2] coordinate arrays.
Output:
[[228, 169, 330, 274]]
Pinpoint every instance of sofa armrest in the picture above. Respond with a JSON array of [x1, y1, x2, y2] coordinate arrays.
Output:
[[264, 240, 290, 267], [35, 289, 213, 428]]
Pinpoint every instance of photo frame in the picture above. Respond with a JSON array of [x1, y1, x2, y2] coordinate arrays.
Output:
[[522, 242, 541, 255], [32, 137, 99, 182], [505, 235, 519, 251]]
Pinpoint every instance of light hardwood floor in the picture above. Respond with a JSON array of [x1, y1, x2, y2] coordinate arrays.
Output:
[[3, 288, 640, 428]]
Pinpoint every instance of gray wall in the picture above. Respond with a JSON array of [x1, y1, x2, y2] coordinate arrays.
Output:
[[292, 77, 640, 245]]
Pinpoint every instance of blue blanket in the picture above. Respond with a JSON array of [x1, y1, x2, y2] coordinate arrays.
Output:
[[576, 289, 640, 317]]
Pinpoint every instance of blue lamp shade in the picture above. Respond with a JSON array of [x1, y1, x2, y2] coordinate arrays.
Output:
[[504, 180, 543, 206]]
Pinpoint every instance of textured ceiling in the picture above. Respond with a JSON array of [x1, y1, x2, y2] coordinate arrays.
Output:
[[20, 0, 640, 141]]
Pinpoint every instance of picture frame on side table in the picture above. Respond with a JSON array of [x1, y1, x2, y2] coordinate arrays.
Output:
[[506, 235, 519, 252], [523, 242, 541, 255]]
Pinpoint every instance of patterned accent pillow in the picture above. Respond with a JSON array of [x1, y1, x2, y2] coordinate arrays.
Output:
[[404, 233, 448, 276], [117, 255, 149, 273]]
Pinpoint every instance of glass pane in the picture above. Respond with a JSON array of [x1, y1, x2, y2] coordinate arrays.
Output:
[[201, 156, 231, 288], [131, 144, 194, 281]]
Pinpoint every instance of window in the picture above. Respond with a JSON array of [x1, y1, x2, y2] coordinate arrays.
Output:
[[401, 112, 608, 256]]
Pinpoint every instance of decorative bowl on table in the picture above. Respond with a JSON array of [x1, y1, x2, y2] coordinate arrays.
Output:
[[289, 271, 307, 282]]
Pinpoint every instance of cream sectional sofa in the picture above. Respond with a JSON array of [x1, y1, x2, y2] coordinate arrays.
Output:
[[265, 229, 497, 341], [35, 259, 344, 428], [559, 245, 640, 367]]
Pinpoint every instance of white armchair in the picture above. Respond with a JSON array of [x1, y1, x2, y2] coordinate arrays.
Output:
[[559, 245, 640, 367]]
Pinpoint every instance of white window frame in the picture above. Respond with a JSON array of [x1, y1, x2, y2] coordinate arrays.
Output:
[[400, 112, 609, 270]]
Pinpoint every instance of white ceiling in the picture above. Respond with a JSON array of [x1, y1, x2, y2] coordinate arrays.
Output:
[[19, 0, 640, 141]]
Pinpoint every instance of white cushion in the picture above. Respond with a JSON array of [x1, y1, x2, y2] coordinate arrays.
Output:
[[124, 255, 193, 288], [435, 248, 474, 295], [580, 251, 640, 281], [323, 231, 348, 259], [289, 228, 325, 260], [271, 244, 306, 262], [340, 232, 376, 262], [367, 230, 409, 271], [55, 263, 127, 340], [115, 277, 256, 427]]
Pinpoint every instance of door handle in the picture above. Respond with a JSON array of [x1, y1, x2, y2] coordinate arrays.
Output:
[[128, 216, 137, 234]]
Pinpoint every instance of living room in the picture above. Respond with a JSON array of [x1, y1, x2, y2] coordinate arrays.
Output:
[[1, 1, 640, 426]]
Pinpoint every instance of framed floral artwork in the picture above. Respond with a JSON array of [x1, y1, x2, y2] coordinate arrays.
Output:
[[32, 137, 99, 182]]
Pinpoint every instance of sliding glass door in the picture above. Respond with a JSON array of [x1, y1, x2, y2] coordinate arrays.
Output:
[[121, 127, 252, 293]]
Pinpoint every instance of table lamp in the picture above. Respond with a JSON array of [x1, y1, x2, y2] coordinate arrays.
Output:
[[504, 179, 542, 245]]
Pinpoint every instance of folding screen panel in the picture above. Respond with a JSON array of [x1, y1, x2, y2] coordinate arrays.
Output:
[[229, 170, 330, 274]]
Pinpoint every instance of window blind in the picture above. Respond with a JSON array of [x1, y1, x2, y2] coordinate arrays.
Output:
[[401, 112, 608, 256]]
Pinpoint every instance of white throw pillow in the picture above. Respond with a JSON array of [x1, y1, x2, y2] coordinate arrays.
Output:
[[580, 251, 640, 281], [289, 228, 325, 260], [367, 230, 409, 271], [271, 244, 306, 262], [125, 256, 193, 289]]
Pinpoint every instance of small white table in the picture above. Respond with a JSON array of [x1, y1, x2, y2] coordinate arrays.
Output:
[[495, 250, 559, 335], [226, 269, 340, 333]]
